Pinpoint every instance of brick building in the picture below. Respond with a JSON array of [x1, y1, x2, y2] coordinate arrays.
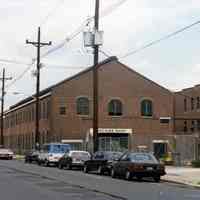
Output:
[[174, 85, 200, 161], [3, 57, 175, 157]]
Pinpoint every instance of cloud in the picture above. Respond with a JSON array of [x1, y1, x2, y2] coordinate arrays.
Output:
[[1, 0, 200, 108]]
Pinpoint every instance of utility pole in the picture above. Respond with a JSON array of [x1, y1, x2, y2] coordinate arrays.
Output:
[[0, 68, 12, 146], [26, 27, 51, 150], [93, 0, 100, 153]]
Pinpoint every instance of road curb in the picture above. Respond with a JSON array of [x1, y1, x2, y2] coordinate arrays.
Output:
[[163, 178, 200, 189]]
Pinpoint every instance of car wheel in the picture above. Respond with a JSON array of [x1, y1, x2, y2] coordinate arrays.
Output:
[[111, 168, 116, 178], [44, 160, 49, 167], [58, 163, 63, 169], [125, 170, 132, 181], [83, 165, 89, 173], [136, 176, 142, 181], [154, 176, 161, 183], [97, 166, 103, 175], [66, 163, 71, 170], [37, 160, 41, 166]]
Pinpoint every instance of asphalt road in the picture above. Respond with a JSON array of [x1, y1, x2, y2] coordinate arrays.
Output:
[[0, 160, 200, 200]]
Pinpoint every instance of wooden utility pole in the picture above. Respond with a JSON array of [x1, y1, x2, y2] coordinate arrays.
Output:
[[0, 68, 12, 146], [93, 0, 100, 153], [26, 27, 51, 150]]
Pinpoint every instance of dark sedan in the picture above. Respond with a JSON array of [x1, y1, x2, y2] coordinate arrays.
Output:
[[58, 151, 91, 170], [25, 150, 40, 164], [111, 152, 166, 182], [83, 151, 123, 175]]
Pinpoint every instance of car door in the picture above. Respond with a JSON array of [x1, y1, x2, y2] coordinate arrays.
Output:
[[117, 153, 130, 176]]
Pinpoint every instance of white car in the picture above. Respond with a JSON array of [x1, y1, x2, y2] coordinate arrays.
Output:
[[0, 148, 14, 160], [38, 143, 71, 166], [58, 151, 91, 169]]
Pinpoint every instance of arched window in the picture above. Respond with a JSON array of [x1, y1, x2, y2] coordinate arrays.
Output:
[[141, 99, 153, 117], [77, 97, 89, 115], [108, 99, 123, 116]]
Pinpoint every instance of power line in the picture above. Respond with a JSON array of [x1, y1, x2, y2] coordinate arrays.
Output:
[[5, 0, 127, 89], [41, 0, 128, 59], [0, 59, 29, 66], [5, 64, 34, 89], [120, 19, 200, 59], [40, 0, 65, 27]]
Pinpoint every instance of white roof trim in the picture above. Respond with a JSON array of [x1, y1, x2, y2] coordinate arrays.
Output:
[[5, 92, 51, 114]]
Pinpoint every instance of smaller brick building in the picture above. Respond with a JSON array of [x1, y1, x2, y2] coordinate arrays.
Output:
[[3, 57, 176, 158], [174, 85, 200, 161]]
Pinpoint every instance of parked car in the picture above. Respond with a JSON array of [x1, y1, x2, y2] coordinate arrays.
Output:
[[0, 148, 14, 160], [24, 150, 40, 163], [83, 151, 123, 175], [38, 143, 71, 166], [110, 152, 166, 182], [58, 150, 91, 170]]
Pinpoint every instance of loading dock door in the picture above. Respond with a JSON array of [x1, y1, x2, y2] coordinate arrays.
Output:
[[153, 142, 167, 159]]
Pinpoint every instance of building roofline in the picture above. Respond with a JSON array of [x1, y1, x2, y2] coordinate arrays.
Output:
[[7, 56, 173, 111], [117, 61, 173, 95], [8, 57, 118, 110]]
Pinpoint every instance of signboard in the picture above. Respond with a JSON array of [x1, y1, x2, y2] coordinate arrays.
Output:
[[89, 128, 132, 134]]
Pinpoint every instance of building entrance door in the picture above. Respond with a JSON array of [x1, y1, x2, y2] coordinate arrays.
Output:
[[153, 142, 167, 159], [98, 134, 128, 152]]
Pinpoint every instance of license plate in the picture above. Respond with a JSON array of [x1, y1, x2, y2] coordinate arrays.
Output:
[[146, 167, 153, 171]]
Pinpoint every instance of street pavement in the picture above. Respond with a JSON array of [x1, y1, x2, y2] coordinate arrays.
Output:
[[0, 160, 200, 200], [164, 166, 200, 187]]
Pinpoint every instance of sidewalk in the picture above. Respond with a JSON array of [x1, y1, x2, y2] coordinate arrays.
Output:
[[163, 166, 200, 188]]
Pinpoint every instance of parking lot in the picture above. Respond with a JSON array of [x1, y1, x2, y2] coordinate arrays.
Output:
[[0, 159, 200, 200]]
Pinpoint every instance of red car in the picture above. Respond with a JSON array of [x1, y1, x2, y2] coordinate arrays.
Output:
[[111, 152, 166, 182]]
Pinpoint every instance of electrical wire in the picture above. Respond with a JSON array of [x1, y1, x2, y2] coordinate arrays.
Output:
[[5, 0, 127, 89], [41, 0, 128, 59], [120, 19, 200, 59], [40, 0, 65, 27], [0, 59, 29, 66], [5, 60, 35, 89]]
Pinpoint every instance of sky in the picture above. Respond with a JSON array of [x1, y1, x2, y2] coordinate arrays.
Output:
[[0, 0, 200, 108]]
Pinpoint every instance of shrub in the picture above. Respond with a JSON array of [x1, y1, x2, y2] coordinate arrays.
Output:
[[191, 160, 200, 168]]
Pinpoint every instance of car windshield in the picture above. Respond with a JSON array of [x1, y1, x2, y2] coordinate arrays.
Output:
[[105, 152, 123, 160], [50, 144, 70, 153], [71, 152, 90, 159], [130, 153, 158, 163]]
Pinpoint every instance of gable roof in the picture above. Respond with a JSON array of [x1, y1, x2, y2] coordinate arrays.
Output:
[[9, 56, 172, 111]]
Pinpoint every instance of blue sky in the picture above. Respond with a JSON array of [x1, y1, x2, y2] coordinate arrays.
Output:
[[1, 0, 200, 108]]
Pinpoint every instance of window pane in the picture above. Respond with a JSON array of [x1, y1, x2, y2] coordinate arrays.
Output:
[[77, 97, 89, 115], [141, 100, 153, 116], [108, 100, 122, 116], [59, 107, 66, 115]]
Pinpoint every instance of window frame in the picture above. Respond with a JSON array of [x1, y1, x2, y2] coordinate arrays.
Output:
[[76, 97, 90, 116], [108, 99, 123, 116], [141, 99, 153, 117]]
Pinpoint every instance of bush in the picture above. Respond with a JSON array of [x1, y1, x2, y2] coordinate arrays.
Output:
[[191, 160, 200, 168]]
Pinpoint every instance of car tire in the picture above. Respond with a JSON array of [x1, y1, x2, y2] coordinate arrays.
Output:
[[136, 176, 142, 181], [97, 166, 103, 175], [66, 163, 71, 170], [125, 170, 132, 181], [83, 165, 89, 173], [111, 168, 116, 178], [154, 176, 161, 183], [58, 163, 63, 169], [44, 160, 49, 167]]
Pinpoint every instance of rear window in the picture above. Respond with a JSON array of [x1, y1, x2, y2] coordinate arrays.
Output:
[[105, 152, 123, 160], [51, 145, 70, 153], [71, 152, 90, 159], [130, 153, 158, 163]]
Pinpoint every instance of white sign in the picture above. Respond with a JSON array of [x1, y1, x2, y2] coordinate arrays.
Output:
[[89, 128, 132, 134]]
